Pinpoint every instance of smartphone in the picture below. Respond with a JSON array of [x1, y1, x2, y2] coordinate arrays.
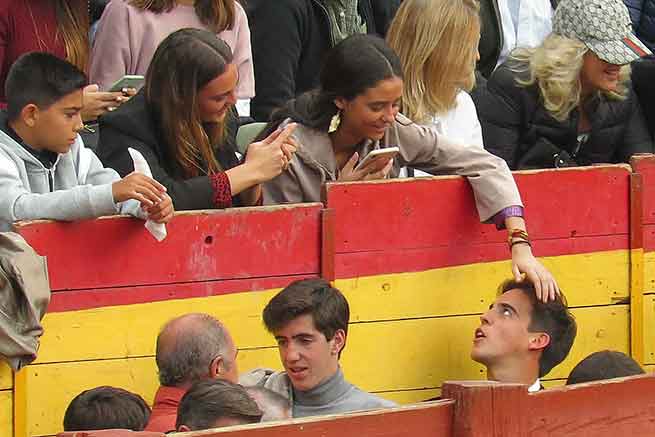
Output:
[[109, 75, 145, 92], [355, 147, 400, 172]]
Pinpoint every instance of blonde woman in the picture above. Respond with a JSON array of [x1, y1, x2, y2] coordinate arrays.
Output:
[[477, 0, 653, 170], [387, 0, 482, 150], [89, 0, 254, 115]]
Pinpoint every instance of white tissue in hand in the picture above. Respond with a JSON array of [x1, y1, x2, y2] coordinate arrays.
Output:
[[128, 147, 167, 241]]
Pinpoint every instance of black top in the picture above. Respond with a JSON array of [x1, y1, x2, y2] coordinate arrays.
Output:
[[477, 0, 503, 79], [96, 90, 241, 211], [475, 63, 654, 169], [632, 56, 655, 139], [247, 0, 377, 122]]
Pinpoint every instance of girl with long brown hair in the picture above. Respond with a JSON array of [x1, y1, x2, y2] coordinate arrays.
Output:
[[0, 0, 128, 121], [97, 29, 295, 210], [90, 0, 254, 116]]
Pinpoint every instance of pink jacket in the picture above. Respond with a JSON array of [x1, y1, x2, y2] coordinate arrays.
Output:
[[89, 1, 254, 99]]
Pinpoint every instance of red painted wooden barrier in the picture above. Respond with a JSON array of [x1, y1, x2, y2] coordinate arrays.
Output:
[[442, 374, 655, 436], [631, 155, 655, 252], [57, 432, 163, 437], [56, 375, 650, 437], [323, 166, 630, 278], [15, 204, 323, 312], [173, 401, 455, 436]]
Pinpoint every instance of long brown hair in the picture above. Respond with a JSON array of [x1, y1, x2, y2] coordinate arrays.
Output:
[[145, 28, 233, 178], [55, 0, 90, 71], [129, 0, 236, 32]]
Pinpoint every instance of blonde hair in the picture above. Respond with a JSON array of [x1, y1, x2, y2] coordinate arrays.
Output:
[[387, 0, 480, 123], [511, 34, 630, 122]]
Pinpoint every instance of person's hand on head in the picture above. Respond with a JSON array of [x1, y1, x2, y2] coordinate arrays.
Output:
[[511, 243, 559, 302], [338, 153, 394, 182], [244, 123, 298, 182], [145, 193, 174, 224], [112, 172, 167, 208], [81, 84, 130, 121]]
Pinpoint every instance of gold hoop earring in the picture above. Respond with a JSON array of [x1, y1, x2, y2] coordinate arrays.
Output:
[[328, 110, 342, 133]]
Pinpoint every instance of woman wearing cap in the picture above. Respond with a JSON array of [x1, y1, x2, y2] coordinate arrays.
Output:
[[476, 0, 653, 170]]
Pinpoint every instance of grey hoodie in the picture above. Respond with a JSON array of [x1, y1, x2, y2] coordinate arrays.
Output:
[[0, 128, 142, 232]]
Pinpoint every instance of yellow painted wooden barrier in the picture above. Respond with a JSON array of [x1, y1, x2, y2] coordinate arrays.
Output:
[[15, 296, 628, 436], [1, 389, 12, 437]]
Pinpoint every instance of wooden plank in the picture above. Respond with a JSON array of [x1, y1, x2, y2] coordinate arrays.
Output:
[[335, 236, 628, 280], [629, 174, 645, 363], [644, 294, 655, 365], [526, 374, 655, 435], [46, 274, 316, 314], [178, 401, 454, 437], [643, 225, 655, 253], [631, 154, 655, 225], [373, 388, 441, 405], [1, 390, 12, 437], [642, 250, 655, 292], [321, 208, 336, 281], [45, 244, 628, 315], [15, 204, 322, 291], [441, 381, 495, 437], [338, 250, 629, 317], [442, 381, 528, 437], [36, 289, 280, 364], [35, 256, 627, 365], [0, 362, 12, 390], [324, 166, 630, 254]]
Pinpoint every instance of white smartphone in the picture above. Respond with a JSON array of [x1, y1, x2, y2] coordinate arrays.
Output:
[[355, 147, 400, 172], [109, 75, 145, 92]]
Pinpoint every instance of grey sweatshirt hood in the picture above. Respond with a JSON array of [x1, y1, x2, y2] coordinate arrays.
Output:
[[0, 114, 142, 231]]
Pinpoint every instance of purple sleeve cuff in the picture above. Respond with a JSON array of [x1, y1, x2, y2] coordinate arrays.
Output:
[[491, 205, 524, 230]]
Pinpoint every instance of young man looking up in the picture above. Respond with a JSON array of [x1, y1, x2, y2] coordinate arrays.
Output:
[[243, 278, 396, 418], [471, 279, 577, 391], [0, 52, 173, 231]]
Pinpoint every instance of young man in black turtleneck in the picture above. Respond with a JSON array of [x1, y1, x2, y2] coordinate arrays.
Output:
[[241, 278, 396, 418]]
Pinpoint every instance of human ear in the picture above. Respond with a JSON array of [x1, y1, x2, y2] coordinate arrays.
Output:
[[331, 329, 346, 355], [21, 104, 39, 128], [528, 332, 550, 351], [209, 355, 223, 379], [333, 97, 347, 111]]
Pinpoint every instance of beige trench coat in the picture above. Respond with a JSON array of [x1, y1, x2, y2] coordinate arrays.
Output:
[[263, 114, 523, 222]]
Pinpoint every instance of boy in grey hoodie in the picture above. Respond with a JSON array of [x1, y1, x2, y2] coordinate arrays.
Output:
[[0, 52, 173, 232]]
